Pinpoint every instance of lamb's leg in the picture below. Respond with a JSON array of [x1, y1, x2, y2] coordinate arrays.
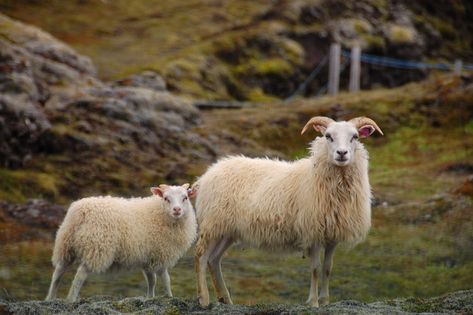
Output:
[[208, 237, 233, 304], [195, 238, 218, 307], [319, 243, 337, 306], [306, 244, 322, 307], [158, 268, 172, 297], [45, 262, 69, 300], [143, 269, 157, 298], [66, 264, 89, 302]]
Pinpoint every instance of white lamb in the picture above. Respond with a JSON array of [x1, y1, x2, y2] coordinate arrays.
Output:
[[194, 116, 383, 307], [45, 184, 197, 302]]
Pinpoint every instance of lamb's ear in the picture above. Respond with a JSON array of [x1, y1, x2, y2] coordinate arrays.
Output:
[[188, 188, 197, 199], [182, 183, 190, 190], [150, 187, 163, 197], [301, 116, 335, 135]]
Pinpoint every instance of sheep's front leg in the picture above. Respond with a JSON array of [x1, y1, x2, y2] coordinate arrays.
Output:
[[66, 264, 89, 302], [319, 243, 337, 306], [158, 268, 172, 297], [306, 244, 322, 307], [143, 270, 157, 298]]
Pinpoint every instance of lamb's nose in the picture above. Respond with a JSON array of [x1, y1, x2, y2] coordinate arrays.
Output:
[[173, 207, 182, 214], [337, 150, 348, 156]]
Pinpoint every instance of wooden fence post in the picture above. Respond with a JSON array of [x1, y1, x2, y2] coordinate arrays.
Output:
[[328, 43, 341, 96], [454, 59, 463, 75], [349, 45, 361, 93]]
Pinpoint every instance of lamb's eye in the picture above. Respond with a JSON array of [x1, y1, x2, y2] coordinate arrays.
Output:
[[183, 196, 188, 202], [351, 134, 358, 142], [325, 134, 333, 142], [164, 197, 170, 203]]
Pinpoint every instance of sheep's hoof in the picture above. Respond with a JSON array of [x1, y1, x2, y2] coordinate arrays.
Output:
[[306, 298, 319, 307], [198, 296, 210, 307], [319, 296, 330, 306], [217, 297, 233, 304]]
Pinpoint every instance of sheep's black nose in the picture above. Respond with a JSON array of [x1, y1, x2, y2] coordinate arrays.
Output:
[[337, 150, 348, 156]]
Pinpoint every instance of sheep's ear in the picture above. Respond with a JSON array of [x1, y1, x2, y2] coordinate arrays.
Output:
[[358, 125, 375, 138], [313, 125, 326, 134], [182, 183, 190, 190], [150, 187, 163, 197]]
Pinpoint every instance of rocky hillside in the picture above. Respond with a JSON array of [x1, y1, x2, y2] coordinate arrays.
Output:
[[1, 289, 473, 314], [0, 12, 220, 204], [1, 0, 472, 101]]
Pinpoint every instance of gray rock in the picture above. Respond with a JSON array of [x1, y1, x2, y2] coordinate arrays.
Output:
[[1, 289, 472, 314]]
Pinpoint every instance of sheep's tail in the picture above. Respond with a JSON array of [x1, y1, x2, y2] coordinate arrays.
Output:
[[51, 203, 81, 267]]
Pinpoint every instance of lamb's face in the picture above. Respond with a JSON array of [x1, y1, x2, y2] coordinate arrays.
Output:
[[324, 121, 374, 167], [151, 184, 196, 219]]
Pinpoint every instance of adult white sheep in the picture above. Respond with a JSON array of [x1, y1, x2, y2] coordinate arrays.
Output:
[[45, 184, 197, 302], [194, 116, 383, 307]]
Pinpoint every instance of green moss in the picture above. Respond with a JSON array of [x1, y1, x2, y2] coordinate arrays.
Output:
[[352, 18, 372, 34], [0, 169, 60, 203], [387, 24, 416, 44], [233, 58, 293, 77], [464, 119, 473, 134], [246, 88, 277, 103], [362, 34, 385, 50]]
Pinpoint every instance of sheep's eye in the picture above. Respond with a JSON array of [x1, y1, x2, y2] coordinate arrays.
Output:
[[164, 197, 170, 203], [351, 134, 359, 142], [183, 196, 188, 202], [325, 134, 333, 142]]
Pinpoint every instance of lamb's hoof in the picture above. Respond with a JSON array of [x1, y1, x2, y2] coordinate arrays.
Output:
[[319, 296, 330, 306]]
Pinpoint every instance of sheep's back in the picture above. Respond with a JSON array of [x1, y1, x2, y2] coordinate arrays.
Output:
[[196, 156, 306, 249]]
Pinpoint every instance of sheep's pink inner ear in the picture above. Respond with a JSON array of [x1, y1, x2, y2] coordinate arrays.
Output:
[[188, 188, 197, 199], [313, 125, 326, 134], [150, 187, 163, 197], [358, 125, 375, 138]]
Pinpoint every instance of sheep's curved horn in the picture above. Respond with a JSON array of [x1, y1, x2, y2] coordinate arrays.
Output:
[[301, 116, 335, 135], [349, 117, 384, 135]]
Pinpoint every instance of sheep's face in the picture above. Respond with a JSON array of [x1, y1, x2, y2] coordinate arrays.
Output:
[[323, 121, 374, 167], [151, 184, 196, 219]]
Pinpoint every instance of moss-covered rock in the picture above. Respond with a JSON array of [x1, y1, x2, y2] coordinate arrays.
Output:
[[1, 290, 472, 314]]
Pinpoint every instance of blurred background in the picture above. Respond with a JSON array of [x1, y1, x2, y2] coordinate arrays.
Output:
[[0, 0, 472, 306]]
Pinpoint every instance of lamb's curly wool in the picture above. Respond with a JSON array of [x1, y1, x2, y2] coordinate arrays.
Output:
[[46, 185, 197, 302], [53, 196, 196, 272], [194, 116, 382, 308]]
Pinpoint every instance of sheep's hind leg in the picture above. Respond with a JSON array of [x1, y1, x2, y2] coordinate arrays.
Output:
[[306, 244, 322, 307], [158, 268, 172, 297], [66, 264, 89, 302], [319, 243, 337, 306], [195, 238, 218, 307], [143, 269, 157, 298], [45, 262, 69, 300], [208, 237, 234, 304]]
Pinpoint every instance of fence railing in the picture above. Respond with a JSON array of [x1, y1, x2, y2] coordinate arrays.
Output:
[[286, 43, 472, 101]]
